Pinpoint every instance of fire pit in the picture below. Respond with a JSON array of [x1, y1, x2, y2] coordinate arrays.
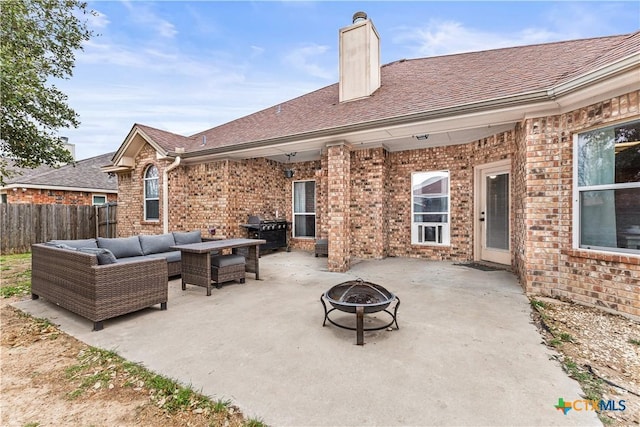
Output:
[[320, 279, 400, 345]]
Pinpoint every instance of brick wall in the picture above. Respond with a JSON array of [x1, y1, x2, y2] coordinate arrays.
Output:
[[522, 91, 640, 317], [385, 132, 514, 260], [6, 188, 116, 205], [512, 123, 528, 288], [327, 144, 351, 271], [350, 148, 387, 258], [116, 92, 639, 317], [116, 144, 172, 236], [119, 152, 322, 246]]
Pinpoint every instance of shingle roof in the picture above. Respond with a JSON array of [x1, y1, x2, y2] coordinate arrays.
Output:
[[4, 152, 117, 191], [132, 32, 640, 155]]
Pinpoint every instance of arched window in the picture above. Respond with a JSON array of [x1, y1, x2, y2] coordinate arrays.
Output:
[[144, 165, 159, 221]]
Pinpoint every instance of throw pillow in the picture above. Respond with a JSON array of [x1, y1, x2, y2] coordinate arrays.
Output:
[[97, 236, 144, 259], [139, 233, 176, 255], [49, 238, 98, 249], [77, 247, 118, 265], [173, 230, 202, 245], [45, 242, 77, 251]]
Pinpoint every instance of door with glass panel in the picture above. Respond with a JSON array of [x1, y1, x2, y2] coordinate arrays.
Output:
[[476, 161, 511, 265], [293, 180, 316, 238]]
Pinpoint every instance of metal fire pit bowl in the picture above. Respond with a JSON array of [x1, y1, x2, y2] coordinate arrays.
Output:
[[320, 279, 400, 345]]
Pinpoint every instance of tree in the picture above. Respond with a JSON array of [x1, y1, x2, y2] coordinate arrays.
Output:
[[0, 0, 94, 183]]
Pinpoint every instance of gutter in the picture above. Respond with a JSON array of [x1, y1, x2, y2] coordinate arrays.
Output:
[[162, 156, 181, 234], [173, 90, 551, 159]]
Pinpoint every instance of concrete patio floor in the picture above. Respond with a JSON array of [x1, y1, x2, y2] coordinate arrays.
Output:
[[15, 250, 600, 426]]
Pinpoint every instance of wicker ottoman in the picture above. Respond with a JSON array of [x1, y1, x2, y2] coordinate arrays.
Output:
[[211, 254, 246, 288], [315, 239, 328, 257]]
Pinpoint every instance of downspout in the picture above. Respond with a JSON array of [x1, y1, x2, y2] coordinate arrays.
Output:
[[163, 156, 181, 234]]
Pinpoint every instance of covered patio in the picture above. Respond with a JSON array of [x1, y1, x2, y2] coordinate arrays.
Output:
[[15, 251, 599, 426]]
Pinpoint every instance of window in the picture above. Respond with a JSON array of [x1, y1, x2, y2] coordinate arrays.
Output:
[[412, 171, 450, 245], [574, 120, 640, 253], [293, 180, 315, 238], [92, 194, 107, 206], [144, 165, 159, 221]]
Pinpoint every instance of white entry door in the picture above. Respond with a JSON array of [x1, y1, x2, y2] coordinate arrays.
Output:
[[476, 161, 511, 265]]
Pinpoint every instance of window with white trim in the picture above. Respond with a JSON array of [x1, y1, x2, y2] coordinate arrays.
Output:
[[293, 180, 316, 238], [574, 120, 640, 253], [411, 171, 450, 245], [144, 165, 159, 221], [92, 194, 107, 206]]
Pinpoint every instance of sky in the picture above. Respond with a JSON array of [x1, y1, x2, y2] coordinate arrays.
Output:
[[56, 1, 640, 160]]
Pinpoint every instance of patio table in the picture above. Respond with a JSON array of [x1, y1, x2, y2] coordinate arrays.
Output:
[[172, 238, 266, 296]]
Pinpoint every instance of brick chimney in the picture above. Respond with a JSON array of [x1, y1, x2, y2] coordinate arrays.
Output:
[[339, 11, 381, 103]]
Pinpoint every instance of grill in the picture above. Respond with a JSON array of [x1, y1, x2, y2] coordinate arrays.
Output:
[[240, 215, 289, 252], [320, 279, 400, 345]]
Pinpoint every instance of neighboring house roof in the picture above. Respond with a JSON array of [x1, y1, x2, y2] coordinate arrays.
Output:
[[107, 31, 640, 169], [3, 152, 118, 193]]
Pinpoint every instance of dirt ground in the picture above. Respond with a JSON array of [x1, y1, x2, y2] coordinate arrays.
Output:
[[1, 256, 639, 426]]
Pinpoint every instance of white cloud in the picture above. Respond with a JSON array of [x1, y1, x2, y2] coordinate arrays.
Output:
[[393, 20, 564, 57], [250, 45, 265, 57], [119, 0, 177, 39], [283, 44, 334, 80], [88, 10, 110, 29]]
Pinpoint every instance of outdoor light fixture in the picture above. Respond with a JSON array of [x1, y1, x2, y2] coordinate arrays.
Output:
[[414, 134, 429, 141], [284, 152, 296, 178]]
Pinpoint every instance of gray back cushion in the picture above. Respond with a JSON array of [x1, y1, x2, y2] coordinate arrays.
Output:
[[97, 236, 144, 259], [49, 239, 98, 249], [139, 233, 176, 255], [173, 230, 202, 245], [77, 247, 118, 265]]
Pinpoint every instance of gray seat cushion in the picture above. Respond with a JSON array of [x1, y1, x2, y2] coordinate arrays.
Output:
[[148, 251, 181, 263], [97, 236, 144, 259], [211, 254, 245, 268], [77, 247, 118, 265], [49, 238, 98, 249], [139, 233, 176, 255], [173, 230, 202, 245]]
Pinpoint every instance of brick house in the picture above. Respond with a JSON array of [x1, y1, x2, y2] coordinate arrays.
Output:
[[104, 15, 640, 317], [2, 152, 118, 206]]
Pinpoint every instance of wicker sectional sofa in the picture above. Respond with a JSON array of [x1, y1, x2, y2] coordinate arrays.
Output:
[[30, 231, 203, 330]]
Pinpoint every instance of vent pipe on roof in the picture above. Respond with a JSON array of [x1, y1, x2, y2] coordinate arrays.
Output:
[[339, 11, 380, 103]]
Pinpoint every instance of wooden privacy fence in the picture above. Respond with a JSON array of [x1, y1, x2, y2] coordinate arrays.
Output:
[[0, 203, 118, 254]]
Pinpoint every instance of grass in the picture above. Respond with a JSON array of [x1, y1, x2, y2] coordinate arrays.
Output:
[[529, 298, 547, 310], [561, 357, 604, 401], [244, 418, 268, 427], [0, 253, 32, 298], [63, 345, 261, 424], [629, 338, 640, 346]]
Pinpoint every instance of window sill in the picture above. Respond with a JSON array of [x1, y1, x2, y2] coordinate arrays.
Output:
[[563, 248, 640, 265]]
